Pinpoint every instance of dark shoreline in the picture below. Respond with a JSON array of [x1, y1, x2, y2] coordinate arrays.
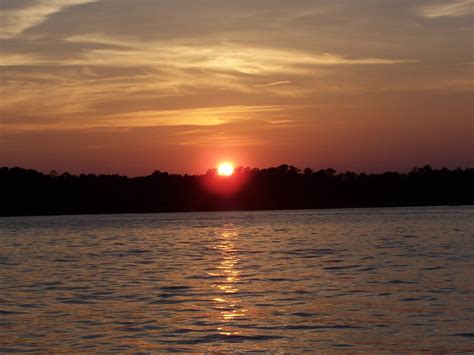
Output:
[[1, 203, 473, 218]]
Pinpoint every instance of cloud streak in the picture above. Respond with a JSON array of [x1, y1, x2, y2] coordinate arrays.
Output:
[[417, 0, 473, 18], [0, 0, 97, 38], [254, 81, 292, 88]]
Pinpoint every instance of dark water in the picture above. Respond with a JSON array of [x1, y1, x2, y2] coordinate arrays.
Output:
[[1, 207, 473, 352]]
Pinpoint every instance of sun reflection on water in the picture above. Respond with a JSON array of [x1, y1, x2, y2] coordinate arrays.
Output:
[[211, 228, 247, 334]]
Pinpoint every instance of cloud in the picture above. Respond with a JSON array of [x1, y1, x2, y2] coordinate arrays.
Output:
[[417, 0, 473, 18], [0, 0, 472, 157], [3, 32, 416, 73], [0, 0, 97, 39], [254, 81, 292, 88], [1, 26, 420, 130]]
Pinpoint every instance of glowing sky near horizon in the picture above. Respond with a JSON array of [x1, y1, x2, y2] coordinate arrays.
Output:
[[0, 0, 473, 176]]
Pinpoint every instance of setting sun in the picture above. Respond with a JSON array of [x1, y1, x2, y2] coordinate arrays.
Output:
[[217, 162, 234, 176]]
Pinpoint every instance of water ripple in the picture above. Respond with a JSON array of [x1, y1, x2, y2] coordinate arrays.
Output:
[[1, 206, 473, 352]]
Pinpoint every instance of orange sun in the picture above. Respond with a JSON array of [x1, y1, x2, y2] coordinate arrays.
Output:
[[217, 162, 234, 176]]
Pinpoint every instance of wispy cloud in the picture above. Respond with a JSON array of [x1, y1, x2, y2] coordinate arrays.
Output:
[[0, 104, 297, 130], [0, 0, 97, 39], [254, 81, 291, 88], [0, 31, 420, 129], [89, 105, 302, 129], [417, 0, 473, 18]]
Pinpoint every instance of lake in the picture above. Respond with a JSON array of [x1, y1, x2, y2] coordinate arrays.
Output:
[[1, 207, 473, 352]]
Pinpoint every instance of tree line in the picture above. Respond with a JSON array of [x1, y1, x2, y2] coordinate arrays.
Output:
[[1, 165, 473, 216]]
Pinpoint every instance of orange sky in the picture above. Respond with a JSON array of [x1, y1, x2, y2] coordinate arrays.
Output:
[[1, 0, 473, 175]]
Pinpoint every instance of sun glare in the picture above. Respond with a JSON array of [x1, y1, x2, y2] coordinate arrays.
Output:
[[217, 162, 234, 176]]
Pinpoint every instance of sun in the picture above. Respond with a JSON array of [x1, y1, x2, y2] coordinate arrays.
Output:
[[217, 162, 234, 176]]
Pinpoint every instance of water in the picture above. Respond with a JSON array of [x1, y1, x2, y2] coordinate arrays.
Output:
[[1, 207, 473, 352]]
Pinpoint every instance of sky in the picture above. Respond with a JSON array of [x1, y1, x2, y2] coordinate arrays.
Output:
[[0, 0, 473, 176]]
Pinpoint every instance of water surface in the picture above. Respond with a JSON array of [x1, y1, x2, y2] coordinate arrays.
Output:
[[1, 207, 473, 352]]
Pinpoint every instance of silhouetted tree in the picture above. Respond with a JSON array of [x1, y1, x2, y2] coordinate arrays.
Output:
[[0, 165, 473, 216]]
